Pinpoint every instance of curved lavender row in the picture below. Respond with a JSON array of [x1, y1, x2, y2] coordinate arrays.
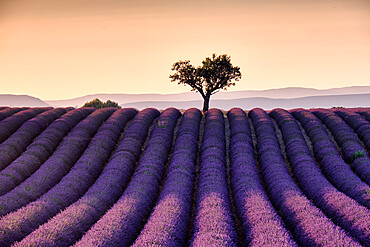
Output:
[[334, 109, 370, 153], [0, 107, 94, 195], [190, 109, 238, 246], [132, 108, 201, 247], [0, 108, 137, 246], [74, 108, 181, 247], [357, 109, 370, 122], [227, 108, 297, 246], [313, 109, 368, 161], [0, 107, 50, 144], [14, 108, 159, 247], [0, 108, 68, 173], [0, 108, 24, 122], [313, 109, 370, 185], [0, 108, 114, 216], [249, 108, 360, 246], [292, 109, 370, 209], [270, 108, 370, 245]]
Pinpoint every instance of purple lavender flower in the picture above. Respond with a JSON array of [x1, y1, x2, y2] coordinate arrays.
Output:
[[0, 107, 94, 195], [13, 108, 159, 247], [189, 109, 238, 246], [132, 108, 201, 247], [0, 108, 114, 216], [356, 108, 370, 122], [271, 108, 370, 245], [227, 108, 297, 246], [249, 108, 361, 246], [0, 108, 23, 121], [292, 109, 370, 208], [0, 108, 68, 173], [0, 108, 137, 246], [313, 109, 370, 185], [73, 108, 180, 247], [0, 108, 49, 144]]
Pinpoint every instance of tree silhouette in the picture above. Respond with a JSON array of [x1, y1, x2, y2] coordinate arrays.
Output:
[[82, 98, 121, 109], [170, 54, 241, 112]]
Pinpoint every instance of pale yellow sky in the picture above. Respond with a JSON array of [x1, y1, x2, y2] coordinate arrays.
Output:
[[0, 0, 369, 100]]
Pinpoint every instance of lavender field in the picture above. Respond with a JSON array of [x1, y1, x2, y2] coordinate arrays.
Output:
[[0, 106, 369, 247]]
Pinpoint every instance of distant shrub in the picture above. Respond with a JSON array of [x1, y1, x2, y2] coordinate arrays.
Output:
[[331, 106, 345, 109], [82, 98, 121, 109]]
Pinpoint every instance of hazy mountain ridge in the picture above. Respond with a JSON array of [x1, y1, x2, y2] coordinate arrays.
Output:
[[1, 86, 369, 108], [120, 93, 370, 110], [44, 86, 370, 107], [0, 94, 50, 107]]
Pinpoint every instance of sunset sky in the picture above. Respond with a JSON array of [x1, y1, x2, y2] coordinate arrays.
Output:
[[0, 0, 369, 100]]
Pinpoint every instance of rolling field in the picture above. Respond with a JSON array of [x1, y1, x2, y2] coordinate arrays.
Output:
[[0, 106, 369, 246]]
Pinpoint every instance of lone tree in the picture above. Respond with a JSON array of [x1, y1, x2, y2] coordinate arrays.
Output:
[[170, 53, 241, 112], [82, 98, 121, 109]]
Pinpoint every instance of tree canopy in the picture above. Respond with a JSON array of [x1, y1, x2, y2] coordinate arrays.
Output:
[[82, 98, 121, 109], [170, 53, 241, 112]]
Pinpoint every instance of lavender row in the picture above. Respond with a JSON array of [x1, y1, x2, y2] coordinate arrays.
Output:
[[270, 108, 369, 245], [249, 108, 359, 246], [133, 108, 202, 247], [313, 109, 368, 161], [313, 109, 370, 185], [227, 108, 297, 246], [15, 108, 159, 247], [189, 109, 238, 246], [0, 108, 136, 246], [357, 109, 370, 122], [292, 109, 370, 209], [0, 108, 24, 122], [0, 107, 50, 144], [74, 108, 180, 247], [0, 107, 94, 195], [0, 108, 114, 216], [334, 108, 370, 153], [0, 108, 68, 173]]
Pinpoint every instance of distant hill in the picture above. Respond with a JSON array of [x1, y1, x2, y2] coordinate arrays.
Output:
[[120, 93, 370, 110], [2, 86, 369, 109], [45, 86, 370, 107], [0, 94, 50, 107]]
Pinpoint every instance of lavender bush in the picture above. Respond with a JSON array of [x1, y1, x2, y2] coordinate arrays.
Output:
[[14, 108, 159, 247], [0, 108, 68, 173], [0, 106, 367, 246], [0, 108, 24, 122], [335, 108, 370, 152], [0, 107, 94, 195], [74, 108, 180, 247], [292, 109, 370, 209], [133, 108, 201, 247], [270, 108, 369, 245], [0, 107, 49, 144], [227, 108, 297, 246], [357, 109, 370, 122], [189, 109, 238, 246], [313, 109, 370, 185], [0, 108, 136, 246], [249, 108, 360, 246], [0, 108, 114, 216]]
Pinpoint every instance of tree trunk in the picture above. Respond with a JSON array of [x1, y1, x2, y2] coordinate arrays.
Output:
[[202, 95, 210, 112]]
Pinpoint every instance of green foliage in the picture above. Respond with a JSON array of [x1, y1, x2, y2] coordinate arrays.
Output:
[[82, 98, 121, 109], [353, 150, 366, 160], [170, 53, 242, 112], [331, 106, 345, 109]]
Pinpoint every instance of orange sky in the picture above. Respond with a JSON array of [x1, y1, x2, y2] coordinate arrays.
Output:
[[0, 0, 369, 100]]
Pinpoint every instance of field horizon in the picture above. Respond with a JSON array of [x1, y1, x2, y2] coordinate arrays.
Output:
[[1, 85, 370, 109]]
